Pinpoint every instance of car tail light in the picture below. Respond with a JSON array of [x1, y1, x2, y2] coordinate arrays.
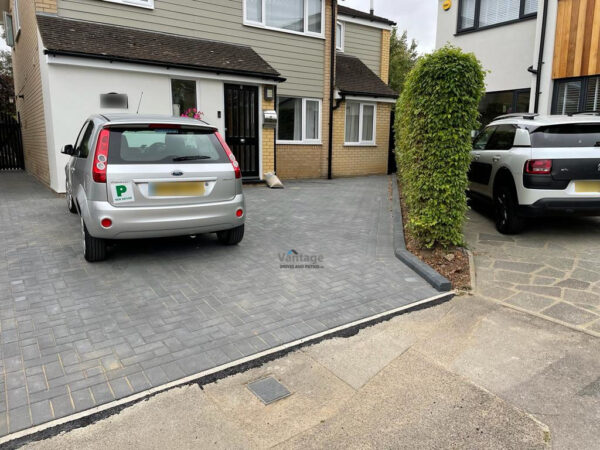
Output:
[[215, 132, 241, 179], [236, 208, 244, 218], [525, 159, 552, 175], [93, 128, 110, 183]]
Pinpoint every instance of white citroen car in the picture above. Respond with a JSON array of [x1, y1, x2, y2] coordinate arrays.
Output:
[[469, 113, 600, 234]]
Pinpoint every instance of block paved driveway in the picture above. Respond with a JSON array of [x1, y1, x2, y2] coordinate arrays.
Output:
[[0, 172, 438, 438]]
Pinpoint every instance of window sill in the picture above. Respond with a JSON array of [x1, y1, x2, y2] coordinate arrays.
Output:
[[100, 0, 155, 9], [243, 21, 325, 39], [344, 142, 377, 147], [277, 141, 323, 146], [455, 14, 536, 36]]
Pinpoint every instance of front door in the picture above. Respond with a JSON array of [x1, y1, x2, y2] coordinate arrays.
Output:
[[224, 84, 259, 179]]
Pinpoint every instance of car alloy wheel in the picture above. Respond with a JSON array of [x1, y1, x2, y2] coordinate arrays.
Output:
[[495, 191, 509, 229]]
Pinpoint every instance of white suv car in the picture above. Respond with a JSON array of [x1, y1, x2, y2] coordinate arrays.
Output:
[[469, 113, 600, 234]]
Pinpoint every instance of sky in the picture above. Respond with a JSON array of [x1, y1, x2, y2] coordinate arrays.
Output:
[[342, 0, 438, 53], [0, 1, 438, 53]]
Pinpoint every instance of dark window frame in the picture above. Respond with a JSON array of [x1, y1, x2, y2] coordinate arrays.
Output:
[[479, 88, 531, 127], [551, 75, 600, 115], [456, 0, 537, 34]]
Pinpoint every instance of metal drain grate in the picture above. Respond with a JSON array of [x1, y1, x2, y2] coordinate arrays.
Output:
[[247, 377, 291, 405]]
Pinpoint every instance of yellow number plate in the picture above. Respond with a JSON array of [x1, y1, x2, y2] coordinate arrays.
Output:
[[575, 181, 600, 193], [150, 182, 205, 197]]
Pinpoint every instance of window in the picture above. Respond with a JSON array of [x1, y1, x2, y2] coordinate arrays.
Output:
[[171, 79, 197, 117], [3, 12, 14, 47], [530, 124, 600, 148], [345, 102, 376, 145], [478, 89, 530, 127], [245, 0, 324, 36], [552, 76, 600, 115], [12, 0, 20, 40], [473, 126, 496, 150], [74, 121, 95, 158], [458, 0, 536, 32], [100, 0, 154, 8], [336, 21, 344, 51], [486, 124, 516, 150], [277, 97, 321, 143]]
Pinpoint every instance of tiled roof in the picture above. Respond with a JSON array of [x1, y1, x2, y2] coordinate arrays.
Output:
[[337, 6, 396, 26], [336, 53, 398, 99], [36, 14, 285, 82]]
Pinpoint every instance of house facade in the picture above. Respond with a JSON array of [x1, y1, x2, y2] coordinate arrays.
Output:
[[436, 0, 600, 126], [1, 0, 396, 193]]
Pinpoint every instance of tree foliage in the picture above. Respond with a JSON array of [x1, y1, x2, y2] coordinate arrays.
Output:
[[389, 28, 418, 95], [396, 46, 485, 248]]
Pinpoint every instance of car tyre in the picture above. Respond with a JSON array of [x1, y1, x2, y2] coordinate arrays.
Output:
[[217, 225, 245, 245], [67, 189, 78, 214], [81, 217, 107, 262], [494, 185, 524, 234]]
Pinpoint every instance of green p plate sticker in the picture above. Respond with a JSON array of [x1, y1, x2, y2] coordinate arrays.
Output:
[[111, 182, 134, 203]]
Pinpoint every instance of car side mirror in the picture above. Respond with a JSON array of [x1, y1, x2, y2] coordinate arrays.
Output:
[[514, 128, 531, 147], [62, 145, 75, 156]]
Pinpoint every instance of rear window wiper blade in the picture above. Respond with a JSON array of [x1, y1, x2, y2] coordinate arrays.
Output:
[[172, 155, 212, 161]]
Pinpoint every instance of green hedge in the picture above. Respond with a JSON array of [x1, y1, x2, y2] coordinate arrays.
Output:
[[396, 46, 485, 248]]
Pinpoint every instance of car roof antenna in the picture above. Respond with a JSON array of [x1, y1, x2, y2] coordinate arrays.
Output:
[[136, 91, 144, 114]]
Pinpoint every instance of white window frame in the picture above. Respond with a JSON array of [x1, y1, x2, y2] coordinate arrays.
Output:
[[99, 0, 155, 9], [3, 12, 14, 47], [243, 0, 325, 39], [336, 21, 345, 51], [344, 102, 377, 146], [13, 0, 21, 41], [276, 97, 323, 145]]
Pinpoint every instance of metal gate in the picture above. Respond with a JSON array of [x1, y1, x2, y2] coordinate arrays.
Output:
[[0, 113, 24, 170], [224, 84, 260, 179]]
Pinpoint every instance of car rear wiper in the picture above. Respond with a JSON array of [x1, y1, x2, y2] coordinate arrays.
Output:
[[172, 155, 212, 161]]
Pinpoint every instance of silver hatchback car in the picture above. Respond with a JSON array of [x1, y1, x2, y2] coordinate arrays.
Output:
[[63, 114, 245, 262]]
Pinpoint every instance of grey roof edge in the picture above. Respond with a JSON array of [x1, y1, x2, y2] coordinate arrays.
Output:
[[337, 5, 397, 26]]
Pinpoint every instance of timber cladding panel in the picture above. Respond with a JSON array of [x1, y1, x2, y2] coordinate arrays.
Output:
[[552, 0, 600, 79]]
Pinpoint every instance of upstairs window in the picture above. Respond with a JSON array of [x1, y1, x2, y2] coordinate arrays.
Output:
[[245, 0, 324, 36], [458, 0, 536, 32], [336, 21, 344, 51]]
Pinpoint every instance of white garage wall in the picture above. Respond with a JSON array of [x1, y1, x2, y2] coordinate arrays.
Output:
[[43, 63, 227, 193]]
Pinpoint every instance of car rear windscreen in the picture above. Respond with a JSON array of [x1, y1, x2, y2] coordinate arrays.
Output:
[[107, 126, 229, 164], [530, 124, 600, 148]]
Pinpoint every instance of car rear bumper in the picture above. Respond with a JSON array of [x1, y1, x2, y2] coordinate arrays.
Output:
[[84, 194, 245, 239], [518, 198, 600, 217]]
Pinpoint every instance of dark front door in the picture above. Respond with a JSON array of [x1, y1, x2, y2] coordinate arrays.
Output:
[[224, 84, 259, 178]]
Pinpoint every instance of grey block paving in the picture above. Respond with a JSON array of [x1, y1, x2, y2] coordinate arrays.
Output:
[[0, 173, 437, 437]]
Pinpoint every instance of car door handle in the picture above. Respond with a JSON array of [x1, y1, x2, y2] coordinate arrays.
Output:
[[70, 167, 76, 172], [492, 155, 501, 162], [473, 153, 481, 161]]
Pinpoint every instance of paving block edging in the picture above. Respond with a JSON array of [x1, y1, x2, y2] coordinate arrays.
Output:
[[391, 177, 452, 292]]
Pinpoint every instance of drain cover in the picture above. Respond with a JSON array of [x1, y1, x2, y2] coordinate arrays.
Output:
[[247, 377, 291, 405]]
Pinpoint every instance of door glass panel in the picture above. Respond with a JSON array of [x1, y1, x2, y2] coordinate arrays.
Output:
[[306, 100, 320, 140], [345, 102, 360, 143], [516, 90, 531, 112], [266, 0, 304, 32], [479, 91, 515, 127], [278, 97, 303, 141], [486, 124, 516, 150], [362, 105, 375, 142], [171, 79, 197, 117]]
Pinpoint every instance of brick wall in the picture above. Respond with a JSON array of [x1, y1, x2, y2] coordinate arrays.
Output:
[[331, 102, 392, 177], [11, 0, 53, 185], [380, 29, 391, 84], [261, 90, 275, 176]]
